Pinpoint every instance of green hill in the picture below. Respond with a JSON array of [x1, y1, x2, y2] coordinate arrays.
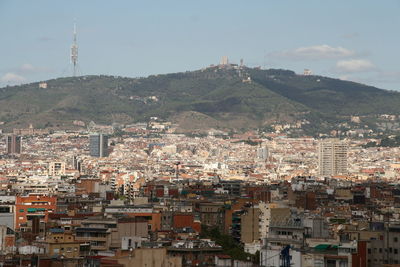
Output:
[[0, 66, 399, 134]]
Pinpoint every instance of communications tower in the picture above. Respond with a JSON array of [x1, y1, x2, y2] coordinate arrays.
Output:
[[70, 22, 78, 76]]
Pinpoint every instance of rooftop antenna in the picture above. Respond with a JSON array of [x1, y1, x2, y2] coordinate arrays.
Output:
[[70, 20, 78, 76]]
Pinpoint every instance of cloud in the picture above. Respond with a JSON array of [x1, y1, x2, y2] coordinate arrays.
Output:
[[1, 72, 25, 84], [378, 71, 400, 83], [0, 63, 53, 87], [361, 71, 400, 84], [269, 44, 355, 60], [14, 63, 52, 75], [336, 59, 376, 73], [335, 70, 400, 91], [20, 63, 35, 72]]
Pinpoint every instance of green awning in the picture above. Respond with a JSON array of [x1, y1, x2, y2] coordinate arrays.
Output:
[[315, 244, 330, 250]]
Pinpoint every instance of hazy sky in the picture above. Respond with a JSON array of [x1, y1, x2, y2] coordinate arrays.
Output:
[[1, 0, 400, 90]]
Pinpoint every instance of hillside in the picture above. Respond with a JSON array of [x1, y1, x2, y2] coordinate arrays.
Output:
[[0, 66, 399, 134]]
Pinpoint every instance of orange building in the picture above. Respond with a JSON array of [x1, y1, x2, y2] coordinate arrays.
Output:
[[15, 195, 57, 230], [173, 214, 201, 233], [76, 178, 101, 194]]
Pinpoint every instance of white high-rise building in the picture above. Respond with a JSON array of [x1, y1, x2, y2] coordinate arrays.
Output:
[[318, 139, 348, 176], [256, 145, 269, 162]]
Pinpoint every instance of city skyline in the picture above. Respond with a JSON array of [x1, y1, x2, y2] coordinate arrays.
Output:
[[1, 1, 400, 90], [3, 2, 400, 266]]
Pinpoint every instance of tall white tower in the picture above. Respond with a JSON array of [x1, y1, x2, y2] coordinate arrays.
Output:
[[318, 139, 348, 176], [70, 22, 78, 76]]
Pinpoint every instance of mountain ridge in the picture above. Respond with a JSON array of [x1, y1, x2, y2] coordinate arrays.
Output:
[[1, 66, 399, 135]]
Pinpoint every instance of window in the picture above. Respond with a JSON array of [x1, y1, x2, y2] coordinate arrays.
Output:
[[368, 249, 371, 254], [394, 237, 398, 242], [395, 249, 398, 254]]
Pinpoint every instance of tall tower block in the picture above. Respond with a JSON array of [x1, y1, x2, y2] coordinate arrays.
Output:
[[6, 135, 22, 154], [318, 139, 348, 176], [89, 133, 109, 157]]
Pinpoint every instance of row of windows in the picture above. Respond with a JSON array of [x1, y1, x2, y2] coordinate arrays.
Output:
[[368, 259, 399, 264], [53, 236, 73, 241], [368, 248, 399, 254], [277, 231, 293, 236], [18, 208, 53, 213], [53, 247, 78, 253]]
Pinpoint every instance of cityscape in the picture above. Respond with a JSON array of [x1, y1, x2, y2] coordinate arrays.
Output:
[[1, 1, 400, 267], [1, 120, 400, 267]]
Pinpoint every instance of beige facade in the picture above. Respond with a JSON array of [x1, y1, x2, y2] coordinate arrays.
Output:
[[259, 202, 291, 239], [241, 207, 261, 243], [115, 248, 182, 267], [44, 231, 80, 258], [48, 161, 66, 176], [110, 219, 148, 249]]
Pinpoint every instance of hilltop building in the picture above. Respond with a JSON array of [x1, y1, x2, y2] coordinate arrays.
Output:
[[220, 56, 229, 65], [13, 124, 48, 136], [303, 69, 312, 75]]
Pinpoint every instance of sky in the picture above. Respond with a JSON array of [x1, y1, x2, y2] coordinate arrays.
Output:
[[1, 0, 400, 90]]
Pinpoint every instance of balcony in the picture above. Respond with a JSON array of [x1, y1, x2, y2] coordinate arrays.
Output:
[[90, 245, 108, 250], [75, 236, 107, 242], [266, 237, 303, 245]]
